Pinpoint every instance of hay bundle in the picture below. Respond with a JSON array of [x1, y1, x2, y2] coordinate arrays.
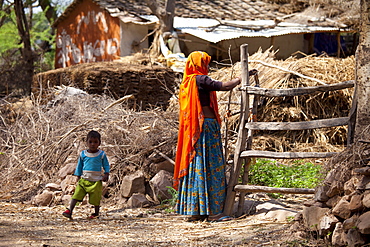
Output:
[[210, 48, 355, 154]]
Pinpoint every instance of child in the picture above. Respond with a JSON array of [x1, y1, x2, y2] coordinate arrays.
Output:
[[62, 130, 110, 219]]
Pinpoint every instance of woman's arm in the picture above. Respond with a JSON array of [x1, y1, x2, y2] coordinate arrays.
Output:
[[220, 77, 241, 91]]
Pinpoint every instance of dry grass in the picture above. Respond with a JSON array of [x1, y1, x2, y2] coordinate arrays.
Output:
[[0, 87, 178, 202]]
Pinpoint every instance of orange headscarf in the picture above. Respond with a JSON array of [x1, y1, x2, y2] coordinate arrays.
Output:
[[173, 51, 221, 190]]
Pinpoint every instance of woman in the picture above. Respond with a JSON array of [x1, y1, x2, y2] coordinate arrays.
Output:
[[174, 51, 241, 222]]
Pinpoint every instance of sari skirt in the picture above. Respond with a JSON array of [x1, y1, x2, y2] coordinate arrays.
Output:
[[176, 118, 226, 216]]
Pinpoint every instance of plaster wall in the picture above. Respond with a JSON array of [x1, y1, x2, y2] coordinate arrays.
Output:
[[120, 23, 149, 56], [55, 0, 120, 68]]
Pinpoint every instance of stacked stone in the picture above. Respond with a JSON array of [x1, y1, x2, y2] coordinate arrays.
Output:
[[298, 144, 370, 246]]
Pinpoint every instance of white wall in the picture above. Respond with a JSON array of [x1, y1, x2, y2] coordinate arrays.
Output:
[[181, 33, 306, 61], [120, 22, 149, 56]]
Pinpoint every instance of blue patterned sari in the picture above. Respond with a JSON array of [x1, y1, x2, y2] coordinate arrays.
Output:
[[176, 118, 226, 216]]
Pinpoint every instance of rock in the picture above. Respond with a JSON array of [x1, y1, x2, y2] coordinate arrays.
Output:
[[314, 185, 330, 202], [319, 214, 339, 235], [149, 170, 173, 202], [344, 176, 359, 195], [332, 222, 346, 246], [152, 160, 174, 173], [61, 194, 72, 206], [61, 175, 78, 193], [326, 195, 341, 208], [120, 171, 145, 198], [348, 194, 363, 211], [343, 215, 359, 231], [356, 175, 370, 190], [356, 211, 370, 234], [345, 228, 365, 247], [362, 192, 370, 208], [264, 208, 298, 222], [302, 206, 329, 231], [255, 201, 286, 214], [32, 190, 53, 206], [58, 163, 76, 179], [126, 193, 151, 208], [326, 181, 342, 198], [45, 183, 62, 191], [332, 197, 352, 219]]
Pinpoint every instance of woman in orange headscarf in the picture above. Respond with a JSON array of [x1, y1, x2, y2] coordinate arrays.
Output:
[[174, 51, 241, 222]]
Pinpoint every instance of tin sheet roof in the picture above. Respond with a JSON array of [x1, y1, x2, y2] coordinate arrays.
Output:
[[141, 16, 347, 43]]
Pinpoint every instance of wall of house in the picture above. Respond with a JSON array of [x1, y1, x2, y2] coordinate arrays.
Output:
[[180, 33, 306, 62], [55, 0, 121, 68], [120, 23, 149, 56]]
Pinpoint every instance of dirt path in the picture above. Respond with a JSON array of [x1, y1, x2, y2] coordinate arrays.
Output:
[[0, 199, 317, 247]]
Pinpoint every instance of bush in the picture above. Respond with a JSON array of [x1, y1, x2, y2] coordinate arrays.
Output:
[[248, 159, 324, 189]]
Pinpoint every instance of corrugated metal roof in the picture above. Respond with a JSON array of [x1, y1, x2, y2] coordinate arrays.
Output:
[[141, 16, 348, 43]]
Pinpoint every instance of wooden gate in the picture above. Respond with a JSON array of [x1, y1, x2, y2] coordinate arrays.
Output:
[[223, 44, 355, 216]]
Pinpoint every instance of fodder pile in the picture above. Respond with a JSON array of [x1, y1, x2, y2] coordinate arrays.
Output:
[[210, 48, 355, 155], [0, 88, 178, 202], [33, 60, 180, 111]]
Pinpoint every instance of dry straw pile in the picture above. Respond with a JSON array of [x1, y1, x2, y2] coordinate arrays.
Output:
[[0, 48, 354, 202], [211, 48, 354, 156]]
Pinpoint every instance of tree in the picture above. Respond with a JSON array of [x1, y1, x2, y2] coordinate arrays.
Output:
[[14, 0, 33, 95], [350, 0, 370, 142], [0, 0, 58, 96], [144, 0, 176, 56]]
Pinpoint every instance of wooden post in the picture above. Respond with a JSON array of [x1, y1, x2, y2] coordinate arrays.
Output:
[[223, 44, 250, 216], [236, 73, 260, 216], [337, 31, 341, 57]]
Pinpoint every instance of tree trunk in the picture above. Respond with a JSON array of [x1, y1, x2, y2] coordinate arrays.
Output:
[[14, 0, 34, 95], [144, 0, 175, 56], [353, 0, 370, 142]]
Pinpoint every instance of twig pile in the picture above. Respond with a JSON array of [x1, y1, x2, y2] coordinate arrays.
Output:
[[0, 88, 178, 202]]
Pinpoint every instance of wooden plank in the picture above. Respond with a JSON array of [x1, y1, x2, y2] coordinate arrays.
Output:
[[234, 185, 315, 194], [241, 80, 354, 97], [223, 44, 250, 216], [240, 150, 337, 159], [245, 117, 349, 130]]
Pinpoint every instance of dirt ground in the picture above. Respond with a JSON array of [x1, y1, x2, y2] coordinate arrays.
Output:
[[0, 195, 326, 247]]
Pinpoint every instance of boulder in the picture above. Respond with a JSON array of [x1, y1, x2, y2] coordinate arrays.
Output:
[[45, 183, 62, 191], [32, 190, 53, 206], [332, 222, 346, 246], [326, 181, 342, 198], [319, 214, 339, 235], [126, 193, 151, 208], [332, 197, 352, 219], [302, 206, 329, 231], [348, 194, 364, 212], [314, 185, 330, 202], [356, 211, 370, 234], [362, 192, 370, 208], [345, 228, 365, 247], [149, 170, 173, 202], [61, 175, 78, 193], [152, 160, 174, 173], [120, 171, 145, 198], [58, 163, 76, 179], [343, 214, 359, 231], [344, 176, 359, 195]]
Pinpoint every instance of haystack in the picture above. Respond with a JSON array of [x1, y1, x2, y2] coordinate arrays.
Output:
[[210, 48, 354, 156]]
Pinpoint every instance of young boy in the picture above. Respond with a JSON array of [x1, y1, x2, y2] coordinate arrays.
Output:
[[62, 130, 110, 219]]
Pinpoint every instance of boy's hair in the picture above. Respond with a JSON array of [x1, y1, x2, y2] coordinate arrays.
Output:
[[86, 130, 101, 142]]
